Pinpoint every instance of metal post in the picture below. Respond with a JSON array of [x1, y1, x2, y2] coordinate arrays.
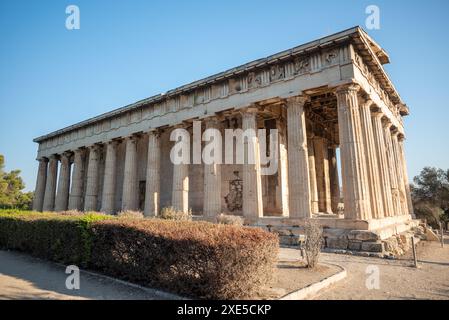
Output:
[[411, 236, 418, 268], [440, 222, 444, 248]]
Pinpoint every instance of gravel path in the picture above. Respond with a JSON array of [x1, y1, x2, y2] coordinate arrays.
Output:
[[313, 236, 449, 299], [0, 250, 172, 300]]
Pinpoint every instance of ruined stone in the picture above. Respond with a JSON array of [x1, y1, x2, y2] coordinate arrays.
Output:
[[347, 230, 379, 241], [361, 241, 384, 253], [326, 237, 349, 250]]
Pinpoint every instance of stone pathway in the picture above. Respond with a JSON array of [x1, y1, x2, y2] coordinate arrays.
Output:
[[311, 236, 449, 299], [0, 250, 169, 300]]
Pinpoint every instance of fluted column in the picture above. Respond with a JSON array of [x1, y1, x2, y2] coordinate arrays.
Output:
[[68, 149, 86, 210], [101, 141, 118, 214], [55, 153, 71, 211], [329, 145, 341, 214], [371, 110, 394, 217], [314, 137, 332, 213], [382, 118, 401, 216], [335, 84, 371, 220], [398, 134, 414, 216], [122, 136, 139, 211], [32, 158, 48, 212], [286, 96, 311, 218], [144, 130, 161, 217], [277, 118, 289, 216], [359, 99, 384, 219], [172, 128, 189, 214], [84, 145, 101, 211], [203, 119, 222, 219], [307, 137, 319, 214], [42, 155, 58, 211], [391, 129, 407, 215], [241, 108, 263, 220]]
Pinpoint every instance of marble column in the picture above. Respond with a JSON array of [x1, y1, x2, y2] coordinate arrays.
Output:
[[277, 118, 289, 216], [307, 137, 319, 214], [122, 136, 139, 211], [144, 130, 161, 217], [101, 141, 118, 214], [371, 110, 394, 217], [359, 99, 384, 219], [391, 129, 407, 215], [32, 158, 48, 212], [241, 108, 263, 220], [42, 155, 59, 212], [382, 118, 401, 216], [84, 145, 100, 211], [313, 137, 332, 213], [203, 118, 222, 219], [68, 149, 86, 210], [172, 128, 189, 214], [329, 145, 341, 214], [55, 153, 71, 212], [335, 84, 371, 220], [398, 134, 414, 216], [286, 96, 311, 218]]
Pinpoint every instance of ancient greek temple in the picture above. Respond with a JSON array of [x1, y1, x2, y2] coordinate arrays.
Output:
[[32, 27, 416, 251]]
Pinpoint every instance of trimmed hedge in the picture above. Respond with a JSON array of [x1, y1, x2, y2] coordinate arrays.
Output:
[[0, 210, 278, 299]]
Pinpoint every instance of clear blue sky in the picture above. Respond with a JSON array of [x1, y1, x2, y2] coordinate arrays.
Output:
[[1, 0, 448, 191]]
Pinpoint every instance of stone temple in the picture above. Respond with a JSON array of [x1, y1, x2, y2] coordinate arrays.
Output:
[[32, 27, 417, 252]]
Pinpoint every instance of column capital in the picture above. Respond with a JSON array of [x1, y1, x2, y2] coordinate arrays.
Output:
[[48, 154, 59, 161], [285, 95, 309, 107], [335, 82, 361, 95], [37, 157, 49, 163], [397, 133, 406, 142], [381, 116, 392, 128], [60, 153, 71, 165], [240, 105, 259, 115], [147, 127, 164, 137], [105, 139, 121, 147], [359, 98, 373, 109]]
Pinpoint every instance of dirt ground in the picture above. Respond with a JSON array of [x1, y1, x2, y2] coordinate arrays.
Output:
[[312, 235, 449, 299]]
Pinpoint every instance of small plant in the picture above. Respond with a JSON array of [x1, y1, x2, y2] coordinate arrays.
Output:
[[117, 210, 144, 219], [216, 213, 244, 226], [304, 220, 323, 268], [159, 206, 192, 221]]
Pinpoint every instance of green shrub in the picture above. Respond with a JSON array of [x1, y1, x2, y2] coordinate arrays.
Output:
[[0, 210, 110, 266]]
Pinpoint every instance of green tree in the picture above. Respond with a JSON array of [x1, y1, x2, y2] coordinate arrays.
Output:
[[411, 167, 449, 228], [0, 154, 34, 210]]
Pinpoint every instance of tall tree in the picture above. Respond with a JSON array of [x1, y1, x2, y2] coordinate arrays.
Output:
[[411, 167, 449, 228], [0, 154, 33, 210]]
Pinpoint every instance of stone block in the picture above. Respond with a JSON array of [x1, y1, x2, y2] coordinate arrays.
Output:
[[348, 230, 379, 241], [348, 240, 362, 251], [361, 241, 384, 253], [326, 237, 349, 250]]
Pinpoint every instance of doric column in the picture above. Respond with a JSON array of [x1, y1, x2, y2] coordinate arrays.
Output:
[[42, 155, 59, 211], [84, 145, 101, 211], [277, 118, 289, 216], [286, 96, 311, 218], [101, 141, 118, 214], [172, 128, 189, 214], [329, 145, 341, 214], [55, 153, 71, 212], [307, 137, 319, 214], [382, 118, 401, 216], [203, 118, 222, 219], [371, 110, 394, 217], [122, 136, 139, 211], [241, 108, 263, 220], [398, 134, 414, 216], [359, 99, 384, 219], [32, 158, 48, 212], [335, 84, 371, 220], [313, 137, 332, 214], [144, 130, 161, 217], [391, 129, 407, 215], [68, 149, 86, 210]]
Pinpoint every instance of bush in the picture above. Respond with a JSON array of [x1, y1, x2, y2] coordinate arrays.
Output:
[[0, 209, 278, 299], [216, 213, 244, 226], [117, 210, 144, 219], [159, 207, 192, 221], [0, 210, 110, 266], [304, 220, 323, 268]]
